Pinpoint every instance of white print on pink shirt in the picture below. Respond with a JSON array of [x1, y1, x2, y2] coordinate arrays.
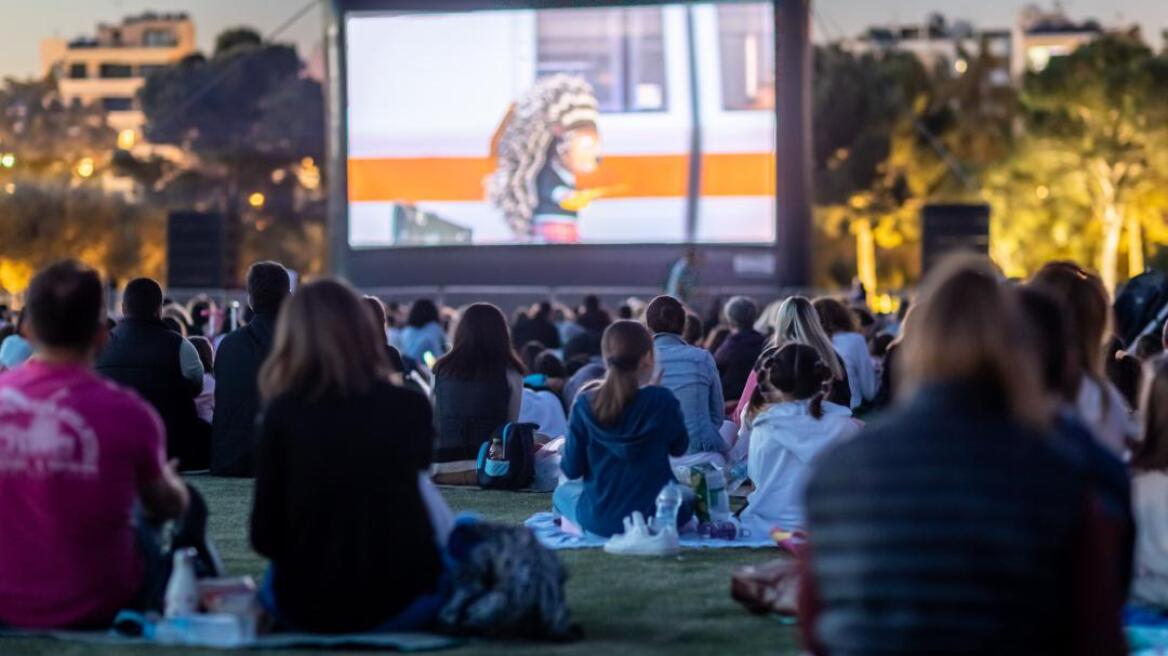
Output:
[[0, 387, 99, 476]]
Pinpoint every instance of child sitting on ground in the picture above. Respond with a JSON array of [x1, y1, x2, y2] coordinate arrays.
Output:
[[1132, 358, 1168, 607], [737, 343, 861, 534], [554, 320, 693, 538]]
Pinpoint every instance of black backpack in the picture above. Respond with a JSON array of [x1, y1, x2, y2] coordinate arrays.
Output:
[[476, 422, 537, 490]]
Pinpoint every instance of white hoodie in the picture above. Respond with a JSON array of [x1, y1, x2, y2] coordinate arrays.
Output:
[[738, 399, 861, 533]]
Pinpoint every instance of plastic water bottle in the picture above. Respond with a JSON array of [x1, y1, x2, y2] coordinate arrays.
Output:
[[654, 482, 683, 533], [705, 468, 732, 522], [164, 547, 199, 618]]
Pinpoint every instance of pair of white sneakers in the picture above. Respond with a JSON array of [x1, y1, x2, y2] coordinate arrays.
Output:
[[602, 511, 680, 556]]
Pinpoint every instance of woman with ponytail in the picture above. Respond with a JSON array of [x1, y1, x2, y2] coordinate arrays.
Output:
[[554, 321, 693, 538], [737, 344, 860, 534]]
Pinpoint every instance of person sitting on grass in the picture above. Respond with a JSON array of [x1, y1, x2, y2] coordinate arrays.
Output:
[[714, 296, 765, 405], [401, 298, 447, 365], [555, 320, 693, 538], [97, 277, 207, 470], [189, 335, 216, 425], [737, 343, 860, 534], [646, 295, 728, 468], [813, 297, 878, 410], [799, 256, 1125, 656], [0, 260, 212, 629], [251, 278, 445, 634], [431, 303, 525, 485]]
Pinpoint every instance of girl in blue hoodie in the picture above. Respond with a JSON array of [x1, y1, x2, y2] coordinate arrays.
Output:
[[554, 320, 693, 538]]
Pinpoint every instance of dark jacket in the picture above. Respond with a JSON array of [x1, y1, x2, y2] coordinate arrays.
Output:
[[251, 381, 441, 633], [97, 318, 207, 469], [525, 316, 561, 350], [433, 371, 510, 463], [561, 386, 689, 537], [211, 312, 276, 476], [714, 329, 765, 402], [801, 383, 1124, 656]]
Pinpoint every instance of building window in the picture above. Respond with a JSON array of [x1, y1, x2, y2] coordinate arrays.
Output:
[[143, 29, 178, 47], [536, 6, 667, 113], [138, 64, 166, 78], [718, 3, 776, 111], [99, 63, 134, 79], [68, 63, 88, 79], [101, 97, 134, 112]]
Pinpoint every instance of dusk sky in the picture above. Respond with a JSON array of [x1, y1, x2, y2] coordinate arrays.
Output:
[[2, 0, 1167, 80]]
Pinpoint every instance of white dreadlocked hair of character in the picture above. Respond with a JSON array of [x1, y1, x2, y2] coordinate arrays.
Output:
[[486, 74, 600, 240]]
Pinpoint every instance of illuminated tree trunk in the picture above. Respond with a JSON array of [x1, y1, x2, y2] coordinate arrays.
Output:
[[1127, 210, 1145, 278], [1099, 203, 1122, 295], [853, 217, 877, 303]]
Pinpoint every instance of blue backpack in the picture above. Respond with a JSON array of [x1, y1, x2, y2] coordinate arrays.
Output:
[[476, 423, 537, 490]]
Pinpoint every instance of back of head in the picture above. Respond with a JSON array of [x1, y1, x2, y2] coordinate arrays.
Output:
[[773, 297, 844, 381], [433, 302, 523, 380], [1134, 358, 1168, 471], [1014, 286, 1079, 402], [645, 295, 686, 335], [762, 343, 833, 418], [901, 254, 1043, 425], [534, 351, 566, 379], [535, 301, 552, 321], [520, 341, 545, 371], [26, 260, 105, 353], [407, 298, 440, 328], [813, 298, 856, 335], [362, 295, 387, 330], [122, 278, 163, 320], [592, 320, 654, 426], [724, 296, 758, 331], [584, 295, 601, 312], [188, 335, 214, 374], [247, 261, 291, 315], [259, 278, 389, 402], [1107, 353, 1142, 411], [1029, 261, 1109, 381]]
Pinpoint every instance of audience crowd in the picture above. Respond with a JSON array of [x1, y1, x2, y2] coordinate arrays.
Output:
[[1, 250, 1165, 654]]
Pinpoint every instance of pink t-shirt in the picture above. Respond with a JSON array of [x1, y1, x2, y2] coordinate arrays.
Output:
[[0, 361, 166, 628]]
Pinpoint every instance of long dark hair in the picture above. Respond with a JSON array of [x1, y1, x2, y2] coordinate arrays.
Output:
[[757, 343, 833, 419], [590, 320, 654, 426], [433, 303, 525, 381], [406, 298, 441, 328], [259, 279, 391, 402], [1133, 358, 1168, 471]]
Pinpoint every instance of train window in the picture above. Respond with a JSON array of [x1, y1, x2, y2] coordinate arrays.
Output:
[[717, 3, 776, 111], [536, 7, 667, 113]]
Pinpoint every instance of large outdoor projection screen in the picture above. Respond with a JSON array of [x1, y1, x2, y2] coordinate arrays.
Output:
[[345, 2, 777, 248]]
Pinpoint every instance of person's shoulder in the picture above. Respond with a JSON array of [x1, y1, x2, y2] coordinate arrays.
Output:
[[87, 375, 165, 433]]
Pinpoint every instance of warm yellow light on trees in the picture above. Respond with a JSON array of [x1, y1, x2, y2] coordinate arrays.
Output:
[[76, 157, 95, 178], [248, 192, 266, 208], [117, 129, 137, 150], [1035, 185, 1050, 200], [0, 153, 15, 168]]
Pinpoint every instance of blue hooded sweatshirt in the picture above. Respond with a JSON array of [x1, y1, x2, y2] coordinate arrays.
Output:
[[561, 385, 689, 537]]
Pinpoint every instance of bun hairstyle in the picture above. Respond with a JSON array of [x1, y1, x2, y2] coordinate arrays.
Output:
[[758, 343, 834, 419], [591, 320, 654, 426]]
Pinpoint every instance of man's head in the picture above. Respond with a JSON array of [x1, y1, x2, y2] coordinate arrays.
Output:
[[645, 295, 686, 335], [724, 296, 758, 331], [247, 261, 291, 315], [26, 260, 105, 357], [122, 278, 163, 320]]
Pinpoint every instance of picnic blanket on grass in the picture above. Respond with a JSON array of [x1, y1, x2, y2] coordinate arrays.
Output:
[[524, 512, 776, 550], [0, 627, 460, 651]]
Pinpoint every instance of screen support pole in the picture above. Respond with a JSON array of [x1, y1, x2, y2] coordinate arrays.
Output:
[[324, 0, 350, 278], [775, 0, 813, 288], [682, 4, 702, 245]]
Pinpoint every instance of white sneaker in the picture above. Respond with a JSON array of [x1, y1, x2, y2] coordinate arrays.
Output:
[[603, 512, 680, 556]]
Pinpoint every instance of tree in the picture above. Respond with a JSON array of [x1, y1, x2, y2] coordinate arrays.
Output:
[[1018, 34, 1168, 292], [0, 76, 114, 184]]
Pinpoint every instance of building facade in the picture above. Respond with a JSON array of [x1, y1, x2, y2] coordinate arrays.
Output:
[[40, 13, 196, 134]]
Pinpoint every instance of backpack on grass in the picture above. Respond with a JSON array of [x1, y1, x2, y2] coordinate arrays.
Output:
[[476, 422, 537, 490]]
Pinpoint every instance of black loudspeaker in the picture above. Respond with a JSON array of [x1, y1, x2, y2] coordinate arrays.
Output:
[[167, 211, 239, 289], [921, 203, 990, 273]]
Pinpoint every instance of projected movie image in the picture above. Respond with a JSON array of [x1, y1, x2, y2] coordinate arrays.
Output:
[[346, 3, 776, 247]]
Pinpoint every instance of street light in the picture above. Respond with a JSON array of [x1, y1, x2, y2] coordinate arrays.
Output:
[[0, 153, 15, 168], [76, 157, 95, 178], [117, 129, 136, 150], [248, 192, 266, 208]]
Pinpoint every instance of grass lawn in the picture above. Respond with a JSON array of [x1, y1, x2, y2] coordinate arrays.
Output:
[[4, 477, 802, 656]]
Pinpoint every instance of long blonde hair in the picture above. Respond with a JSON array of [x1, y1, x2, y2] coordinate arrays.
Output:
[[769, 297, 845, 382], [899, 254, 1045, 427], [590, 320, 653, 426], [259, 278, 392, 402]]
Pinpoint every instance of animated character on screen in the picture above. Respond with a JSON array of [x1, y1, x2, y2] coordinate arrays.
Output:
[[487, 75, 613, 244]]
